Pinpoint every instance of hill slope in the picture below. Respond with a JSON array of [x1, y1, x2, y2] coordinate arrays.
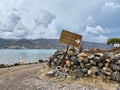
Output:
[[0, 38, 111, 49]]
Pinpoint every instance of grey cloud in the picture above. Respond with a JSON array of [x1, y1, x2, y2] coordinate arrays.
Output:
[[0, 9, 29, 39], [34, 10, 56, 28], [12, 8, 19, 12], [13, 23, 29, 38], [0, 12, 21, 32], [93, 1, 120, 28], [21, 8, 30, 12]]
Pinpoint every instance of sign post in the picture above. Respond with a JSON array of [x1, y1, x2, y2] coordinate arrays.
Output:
[[59, 29, 83, 67], [60, 30, 82, 47]]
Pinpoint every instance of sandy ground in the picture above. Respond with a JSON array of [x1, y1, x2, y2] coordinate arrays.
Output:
[[0, 63, 119, 90]]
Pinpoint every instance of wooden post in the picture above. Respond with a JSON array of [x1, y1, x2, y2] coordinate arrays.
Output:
[[61, 45, 69, 67]]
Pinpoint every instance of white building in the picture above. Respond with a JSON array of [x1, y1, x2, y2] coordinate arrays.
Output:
[[114, 44, 120, 47]]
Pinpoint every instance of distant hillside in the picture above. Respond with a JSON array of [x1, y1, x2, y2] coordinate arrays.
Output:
[[0, 38, 111, 49]]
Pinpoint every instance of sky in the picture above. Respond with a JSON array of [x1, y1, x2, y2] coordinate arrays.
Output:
[[0, 0, 120, 43]]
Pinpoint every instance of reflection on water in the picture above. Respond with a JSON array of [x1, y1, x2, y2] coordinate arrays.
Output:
[[0, 49, 56, 64]]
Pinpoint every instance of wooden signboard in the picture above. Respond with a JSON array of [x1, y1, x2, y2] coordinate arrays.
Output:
[[59, 30, 83, 47]]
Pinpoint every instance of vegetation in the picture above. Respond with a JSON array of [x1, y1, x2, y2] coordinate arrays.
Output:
[[107, 38, 120, 45]]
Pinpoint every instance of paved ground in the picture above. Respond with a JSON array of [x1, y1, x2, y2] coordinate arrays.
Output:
[[0, 63, 119, 90]]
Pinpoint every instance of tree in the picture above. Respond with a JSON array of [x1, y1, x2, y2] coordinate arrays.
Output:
[[107, 38, 120, 47]]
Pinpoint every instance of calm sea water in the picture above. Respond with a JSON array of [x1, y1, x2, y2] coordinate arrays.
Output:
[[0, 49, 56, 65]]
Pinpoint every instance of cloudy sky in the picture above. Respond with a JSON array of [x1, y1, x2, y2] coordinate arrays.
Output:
[[0, 0, 120, 43]]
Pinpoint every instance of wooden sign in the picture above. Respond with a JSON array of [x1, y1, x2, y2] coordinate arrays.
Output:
[[59, 30, 83, 47]]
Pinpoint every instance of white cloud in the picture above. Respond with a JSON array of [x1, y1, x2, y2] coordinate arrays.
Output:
[[84, 25, 109, 35], [82, 25, 109, 43], [84, 34, 108, 43], [86, 16, 95, 26], [102, 2, 120, 13], [34, 10, 56, 28]]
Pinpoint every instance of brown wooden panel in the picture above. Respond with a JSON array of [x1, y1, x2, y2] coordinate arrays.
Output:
[[59, 30, 83, 47]]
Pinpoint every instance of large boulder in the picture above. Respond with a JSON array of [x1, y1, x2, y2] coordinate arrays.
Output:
[[78, 53, 88, 58], [18, 60, 24, 65]]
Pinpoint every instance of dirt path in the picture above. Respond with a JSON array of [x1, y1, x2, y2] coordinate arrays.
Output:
[[0, 63, 46, 90], [0, 63, 119, 90]]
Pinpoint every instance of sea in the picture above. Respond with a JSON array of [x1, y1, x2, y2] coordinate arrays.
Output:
[[0, 49, 56, 65]]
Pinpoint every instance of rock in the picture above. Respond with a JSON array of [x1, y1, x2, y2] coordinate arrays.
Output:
[[90, 60, 97, 66], [72, 75, 77, 80], [39, 59, 43, 63], [87, 69, 92, 75], [18, 60, 24, 65], [111, 71, 120, 82], [47, 59, 53, 68], [54, 59, 62, 66], [105, 62, 110, 68], [110, 55, 119, 63], [46, 70, 56, 77], [82, 58, 89, 64], [1, 64, 9, 68], [91, 66, 99, 74], [98, 63, 104, 69], [59, 72, 68, 78], [103, 52, 109, 59], [54, 70, 60, 77], [93, 57, 101, 63], [94, 53, 104, 57], [59, 55, 64, 60], [80, 68, 88, 74], [117, 87, 120, 90], [116, 60, 120, 65], [69, 47, 76, 52], [78, 57, 83, 63], [117, 86, 120, 90], [70, 56, 76, 61], [70, 65, 77, 70], [110, 63, 120, 71], [88, 54, 94, 59], [85, 63, 92, 69], [80, 63, 84, 68], [65, 60, 71, 67], [71, 57, 80, 65], [105, 58, 110, 63], [14, 63, 19, 66], [102, 67, 113, 75], [78, 53, 88, 58], [0, 64, 2, 68], [67, 50, 74, 56]]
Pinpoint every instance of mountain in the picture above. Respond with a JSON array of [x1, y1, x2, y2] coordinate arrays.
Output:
[[0, 38, 111, 49]]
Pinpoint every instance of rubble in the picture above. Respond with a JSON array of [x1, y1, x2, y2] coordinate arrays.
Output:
[[47, 47, 120, 83]]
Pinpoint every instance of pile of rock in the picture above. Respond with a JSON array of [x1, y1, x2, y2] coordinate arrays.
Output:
[[47, 47, 120, 82]]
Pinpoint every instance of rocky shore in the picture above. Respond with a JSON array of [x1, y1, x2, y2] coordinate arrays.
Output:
[[0, 59, 45, 68]]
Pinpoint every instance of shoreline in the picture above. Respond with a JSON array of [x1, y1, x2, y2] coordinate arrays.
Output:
[[0, 59, 47, 69]]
